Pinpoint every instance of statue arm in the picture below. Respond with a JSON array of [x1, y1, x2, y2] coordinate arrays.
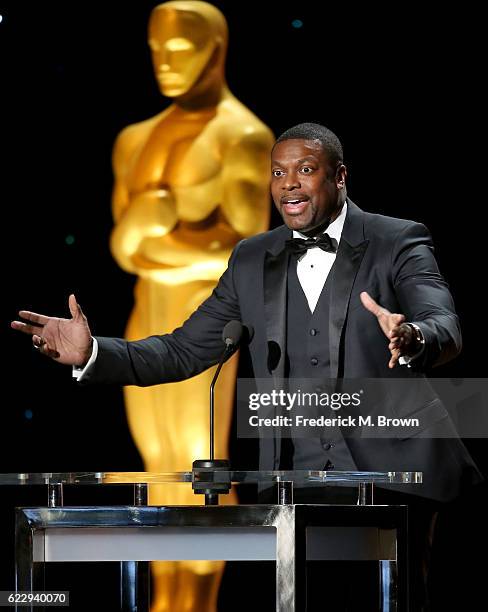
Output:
[[111, 125, 141, 224], [109, 127, 178, 275], [220, 129, 274, 237]]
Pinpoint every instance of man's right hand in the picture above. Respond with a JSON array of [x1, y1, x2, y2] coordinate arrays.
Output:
[[11, 294, 93, 367]]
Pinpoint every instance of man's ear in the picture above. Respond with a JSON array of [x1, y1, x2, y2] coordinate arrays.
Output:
[[336, 164, 347, 189]]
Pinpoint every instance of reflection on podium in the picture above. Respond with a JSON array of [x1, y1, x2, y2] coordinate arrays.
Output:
[[108, 1, 274, 610]]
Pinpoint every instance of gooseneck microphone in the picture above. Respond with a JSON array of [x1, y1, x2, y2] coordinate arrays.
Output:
[[210, 320, 243, 459], [193, 320, 253, 505]]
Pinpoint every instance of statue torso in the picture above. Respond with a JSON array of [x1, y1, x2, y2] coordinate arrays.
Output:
[[126, 106, 225, 223]]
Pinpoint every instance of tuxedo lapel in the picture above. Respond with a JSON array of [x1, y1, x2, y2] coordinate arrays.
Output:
[[262, 228, 290, 469], [328, 200, 369, 378], [263, 229, 290, 380]]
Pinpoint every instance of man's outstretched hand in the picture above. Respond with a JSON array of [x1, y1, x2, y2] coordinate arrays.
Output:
[[360, 291, 418, 369], [11, 294, 93, 367]]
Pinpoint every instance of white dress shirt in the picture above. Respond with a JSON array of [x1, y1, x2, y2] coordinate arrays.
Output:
[[293, 201, 347, 313]]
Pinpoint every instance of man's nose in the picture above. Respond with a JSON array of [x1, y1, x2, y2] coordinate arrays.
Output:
[[283, 172, 300, 190]]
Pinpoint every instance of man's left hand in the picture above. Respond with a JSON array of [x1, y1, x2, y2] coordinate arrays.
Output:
[[360, 291, 418, 368]]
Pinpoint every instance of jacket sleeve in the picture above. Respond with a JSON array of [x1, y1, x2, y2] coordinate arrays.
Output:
[[80, 240, 244, 386], [391, 222, 462, 369]]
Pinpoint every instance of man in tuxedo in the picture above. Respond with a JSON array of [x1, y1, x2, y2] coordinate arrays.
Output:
[[12, 123, 480, 610]]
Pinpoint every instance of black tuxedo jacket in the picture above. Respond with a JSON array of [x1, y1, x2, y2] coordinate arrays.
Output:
[[84, 200, 481, 500]]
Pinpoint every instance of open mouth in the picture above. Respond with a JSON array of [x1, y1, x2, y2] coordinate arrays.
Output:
[[282, 197, 310, 215]]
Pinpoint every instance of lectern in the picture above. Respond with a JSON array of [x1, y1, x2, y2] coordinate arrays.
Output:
[[3, 470, 422, 611]]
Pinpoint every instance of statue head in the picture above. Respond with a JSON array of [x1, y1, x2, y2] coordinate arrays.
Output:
[[148, 1, 228, 98]]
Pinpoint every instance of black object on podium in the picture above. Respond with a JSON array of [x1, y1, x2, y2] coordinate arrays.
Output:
[[192, 320, 252, 505]]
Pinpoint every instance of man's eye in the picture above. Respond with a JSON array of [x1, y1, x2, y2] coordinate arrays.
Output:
[[301, 166, 313, 174], [272, 170, 284, 177]]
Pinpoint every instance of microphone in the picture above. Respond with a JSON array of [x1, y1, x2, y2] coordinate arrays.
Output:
[[193, 320, 251, 505], [222, 320, 243, 348], [223, 320, 254, 348]]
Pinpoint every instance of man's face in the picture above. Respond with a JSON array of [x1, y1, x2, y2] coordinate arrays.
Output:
[[148, 8, 216, 97], [271, 139, 345, 234]]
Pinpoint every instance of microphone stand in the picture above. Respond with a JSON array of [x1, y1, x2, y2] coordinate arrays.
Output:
[[192, 341, 234, 506]]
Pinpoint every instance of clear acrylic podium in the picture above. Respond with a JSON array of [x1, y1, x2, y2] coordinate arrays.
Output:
[[4, 470, 422, 611]]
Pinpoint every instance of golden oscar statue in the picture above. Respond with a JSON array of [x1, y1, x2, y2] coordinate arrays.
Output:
[[109, 2, 273, 610]]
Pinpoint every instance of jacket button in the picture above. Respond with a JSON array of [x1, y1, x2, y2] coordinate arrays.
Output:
[[310, 328, 318, 336], [310, 357, 318, 366], [322, 442, 333, 451]]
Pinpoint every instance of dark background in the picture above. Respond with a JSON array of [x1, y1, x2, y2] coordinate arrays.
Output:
[[0, 1, 486, 609]]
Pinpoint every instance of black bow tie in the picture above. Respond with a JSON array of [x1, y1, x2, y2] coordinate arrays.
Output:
[[285, 233, 338, 256]]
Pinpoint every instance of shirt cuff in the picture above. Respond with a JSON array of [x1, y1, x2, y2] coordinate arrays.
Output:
[[72, 338, 98, 381], [398, 323, 425, 367]]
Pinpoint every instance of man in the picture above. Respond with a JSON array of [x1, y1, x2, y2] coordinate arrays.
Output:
[[12, 123, 481, 610]]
